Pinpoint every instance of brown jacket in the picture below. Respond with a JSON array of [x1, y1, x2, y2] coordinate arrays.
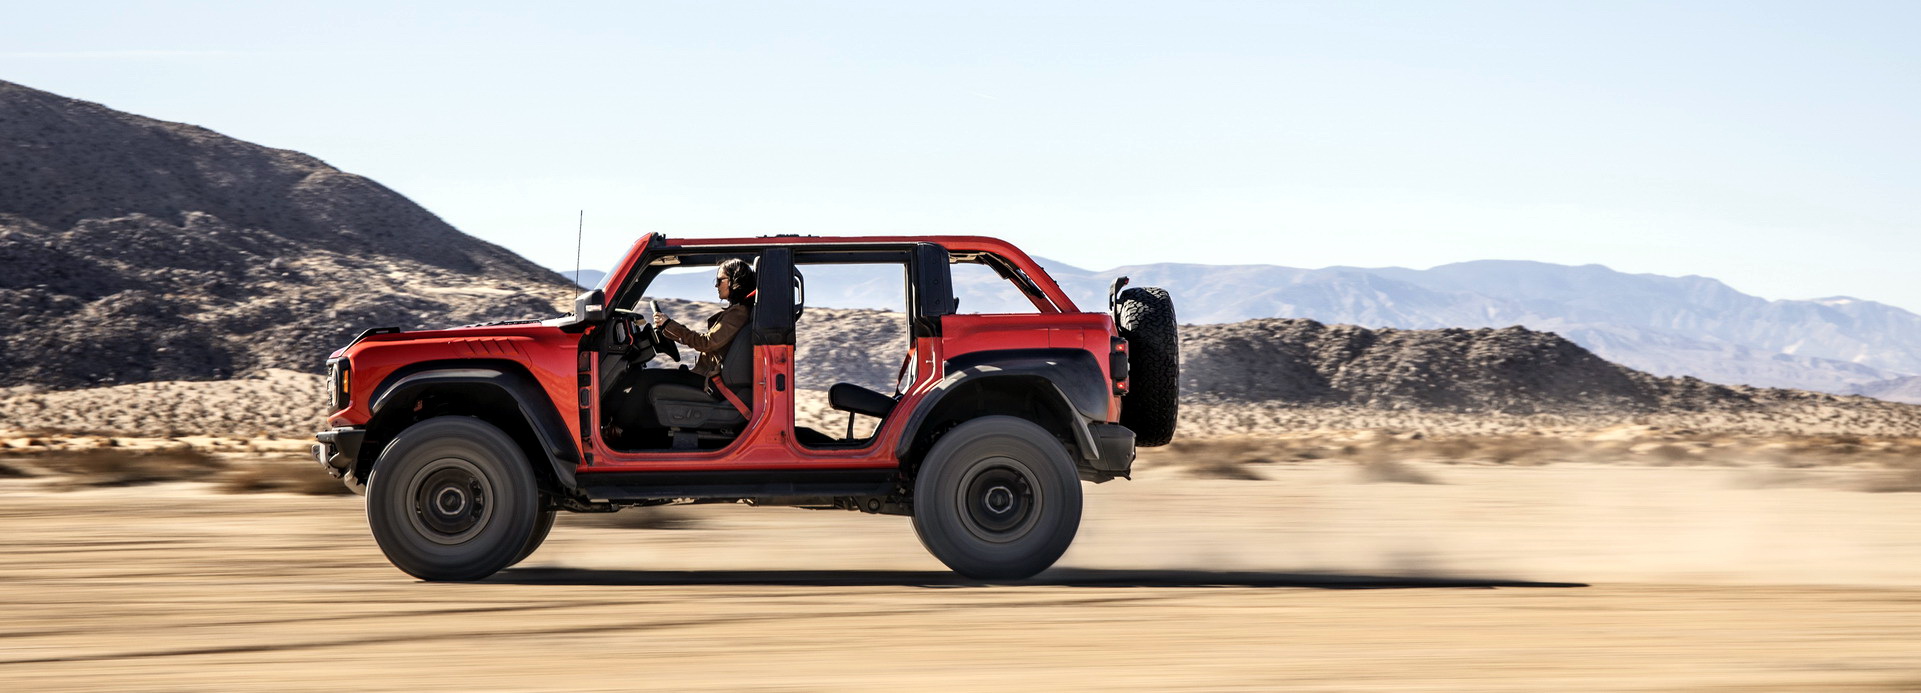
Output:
[[660, 303, 751, 378]]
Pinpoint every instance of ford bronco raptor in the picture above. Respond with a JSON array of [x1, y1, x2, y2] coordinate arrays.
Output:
[[314, 234, 1179, 581]]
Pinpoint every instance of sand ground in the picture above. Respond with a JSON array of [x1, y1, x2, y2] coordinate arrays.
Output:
[[1, 463, 1918, 691]]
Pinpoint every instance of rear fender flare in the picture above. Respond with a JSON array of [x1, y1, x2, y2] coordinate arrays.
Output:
[[895, 348, 1110, 463]]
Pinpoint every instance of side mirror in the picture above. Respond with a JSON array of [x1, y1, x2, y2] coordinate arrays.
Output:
[[574, 289, 606, 322]]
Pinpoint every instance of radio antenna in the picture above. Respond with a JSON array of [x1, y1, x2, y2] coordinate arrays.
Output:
[[572, 210, 585, 305]]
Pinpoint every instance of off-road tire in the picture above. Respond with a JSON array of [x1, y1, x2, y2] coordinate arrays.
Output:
[[1116, 286, 1179, 446], [366, 416, 540, 581], [911, 416, 1082, 580], [509, 508, 557, 567]]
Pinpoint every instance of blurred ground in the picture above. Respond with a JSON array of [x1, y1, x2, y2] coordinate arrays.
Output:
[[2, 459, 1919, 691]]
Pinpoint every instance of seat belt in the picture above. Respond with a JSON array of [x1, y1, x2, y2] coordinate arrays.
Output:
[[711, 376, 750, 417], [705, 295, 756, 418]]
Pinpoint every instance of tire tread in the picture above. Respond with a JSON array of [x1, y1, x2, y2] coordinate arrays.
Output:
[[1116, 286, 1179, 446]]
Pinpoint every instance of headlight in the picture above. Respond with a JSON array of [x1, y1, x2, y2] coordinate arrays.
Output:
[[327, 359, 349, 409]]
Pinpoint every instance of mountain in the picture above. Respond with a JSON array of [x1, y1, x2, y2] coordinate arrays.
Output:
[[0, 80, 571, 390], [1851, 376, 1921, 405], [567, 269, 606, 289], [618, 252, 1919, 396], [1175, 317, 1894, 413]]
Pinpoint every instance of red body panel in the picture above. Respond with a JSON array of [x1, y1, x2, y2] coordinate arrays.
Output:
[[329, 234, 1122, 476], [327, 324, 581, 429], [942, 312, 1124, 422]]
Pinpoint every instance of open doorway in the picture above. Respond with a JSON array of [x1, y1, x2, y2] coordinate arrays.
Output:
[[598, 258, 757, 452], [791, 261, 909, 448]]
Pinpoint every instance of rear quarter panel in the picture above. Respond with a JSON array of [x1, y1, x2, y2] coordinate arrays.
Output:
[[940, 312, 1121, 422]]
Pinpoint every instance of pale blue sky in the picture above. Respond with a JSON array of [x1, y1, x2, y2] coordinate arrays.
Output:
[[4, 1, 1917, 310]]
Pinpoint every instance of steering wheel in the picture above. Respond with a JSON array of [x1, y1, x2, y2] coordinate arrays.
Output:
[[610, 303, 681, 363], [648, 322, 682, 363], [644, 300, 682, 363]]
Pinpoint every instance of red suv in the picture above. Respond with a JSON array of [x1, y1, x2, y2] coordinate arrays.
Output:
[[314, 234, 1178, 581]]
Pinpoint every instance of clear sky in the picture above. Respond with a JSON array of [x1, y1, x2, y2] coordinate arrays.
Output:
[[4, 1, 1917, 311]]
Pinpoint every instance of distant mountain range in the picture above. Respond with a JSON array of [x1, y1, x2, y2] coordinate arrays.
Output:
[[1853, 375, 1921, 405], [566, 269, 606, 289], [579, 253, 1921, 399]]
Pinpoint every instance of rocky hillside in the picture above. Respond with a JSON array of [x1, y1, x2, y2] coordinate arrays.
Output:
[[1178, 318, 1870, 415], [0, 80, 571, 390]]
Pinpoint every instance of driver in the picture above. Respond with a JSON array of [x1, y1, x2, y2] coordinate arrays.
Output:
[[609, 259, 756, 448], [654, 258, 756, 378]]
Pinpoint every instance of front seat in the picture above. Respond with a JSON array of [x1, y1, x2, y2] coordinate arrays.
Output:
[[648, 310, 755, 448]]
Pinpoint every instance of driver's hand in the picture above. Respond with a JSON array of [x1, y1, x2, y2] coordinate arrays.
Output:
[[652, 312, 669, 328]]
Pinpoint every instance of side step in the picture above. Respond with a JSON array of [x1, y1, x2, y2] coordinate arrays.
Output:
[[575, 469, 895, 502]]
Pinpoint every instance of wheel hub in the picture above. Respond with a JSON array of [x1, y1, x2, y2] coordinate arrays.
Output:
[[961, 460, 1036, 539], [984, 485, 1015, 514], [408, 458, 494, 545]]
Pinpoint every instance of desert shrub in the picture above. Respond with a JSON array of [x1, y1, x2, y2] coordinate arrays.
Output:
[[1183, 457, 1267, 480], [1357, 458, 1442, 484], [218, 462, 353, 496], [1858, 459, 1921, 493], [1857, 471, 1921, 493], [1427, 438, 1479, 461], [1481, 436, 1554, 464], [219, 465, 282, 494], [1136, 438, 1281, 479], [39, 448, 226, 487], [1642, 444, 1694, 464]]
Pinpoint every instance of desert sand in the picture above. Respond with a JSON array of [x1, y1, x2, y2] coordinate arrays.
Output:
[[2, 456, 1919, 691]]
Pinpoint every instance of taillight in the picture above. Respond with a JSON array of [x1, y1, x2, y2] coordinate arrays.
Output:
[[1109, 336, 1130, 392]]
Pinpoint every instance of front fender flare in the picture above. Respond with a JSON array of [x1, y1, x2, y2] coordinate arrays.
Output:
[[367, 364, 579, 490]]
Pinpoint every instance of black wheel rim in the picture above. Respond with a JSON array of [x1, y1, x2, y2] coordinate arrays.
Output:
[[406, 458, 495, 545], [956, 457, 1039, 543]]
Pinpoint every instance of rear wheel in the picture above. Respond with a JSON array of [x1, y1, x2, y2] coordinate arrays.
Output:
[[911, 416, 1082, 580], [366, 417, 540, 581]]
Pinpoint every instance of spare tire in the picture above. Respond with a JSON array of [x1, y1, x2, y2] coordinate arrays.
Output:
[[1115, 286, 1179, 446]]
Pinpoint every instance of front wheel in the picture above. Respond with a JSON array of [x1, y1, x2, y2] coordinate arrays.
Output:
[[366, 417, 541, 581], [911, 416, 1082, 580], [509, 508, 557, 567]]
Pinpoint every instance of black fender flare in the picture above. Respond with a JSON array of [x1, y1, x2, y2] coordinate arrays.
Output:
[[366, 362, 580, 490], [894, 348, 1111, 462]]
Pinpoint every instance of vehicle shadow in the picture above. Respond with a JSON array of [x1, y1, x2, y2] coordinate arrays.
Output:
[[487, 567, 1587, 589]]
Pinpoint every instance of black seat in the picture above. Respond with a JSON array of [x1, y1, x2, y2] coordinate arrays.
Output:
[[649, 311, 755, 444], [829, 382, 896, 419]]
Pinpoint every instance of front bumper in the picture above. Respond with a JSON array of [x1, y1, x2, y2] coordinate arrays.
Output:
[[312, 427, 367, 493]]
